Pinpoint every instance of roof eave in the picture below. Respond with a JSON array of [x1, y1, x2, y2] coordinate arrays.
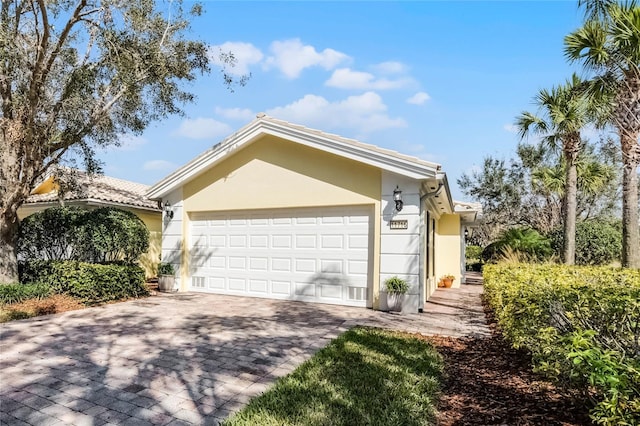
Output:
[[147, 117, 439, 199]]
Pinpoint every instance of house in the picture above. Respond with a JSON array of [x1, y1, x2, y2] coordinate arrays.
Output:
[[147, 114, 481, 313], [19, 170, 162, 278]]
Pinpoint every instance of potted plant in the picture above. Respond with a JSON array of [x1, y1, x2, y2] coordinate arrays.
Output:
[[438, 274, 455, 288], [157, 262, 176, 292], [385, 276, 409, 312]]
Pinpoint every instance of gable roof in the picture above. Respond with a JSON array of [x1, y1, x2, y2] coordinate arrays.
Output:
[[25, 170, 159, 211], [147, 114, 442, 199]]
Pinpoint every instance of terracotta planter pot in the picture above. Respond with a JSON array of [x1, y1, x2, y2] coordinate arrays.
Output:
[[442, 278, 454, 288]]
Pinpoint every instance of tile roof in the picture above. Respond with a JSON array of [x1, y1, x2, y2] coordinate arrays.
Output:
[[25, 170, 159, 211], [148, 113, 441, 198], [256, 113, 442, 171]]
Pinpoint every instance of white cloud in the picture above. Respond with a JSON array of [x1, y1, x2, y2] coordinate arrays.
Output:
[[266, 91, 406, 134], [143, 160, 177, 172], [325, 68, 411, 90], [373, 61, 408, 75], [214, 107, 255, 121], [264, 39, 350, 79], [406, 91, 431, 105], [503, 124, 519, 133], [173, 117, 232, 140], [209, 41, 264, 76]]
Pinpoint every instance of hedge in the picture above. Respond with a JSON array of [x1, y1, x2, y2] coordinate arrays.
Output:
[[21, 260, 149, 305], [484, 264, 640, 425], [18, 206, 150, 264]]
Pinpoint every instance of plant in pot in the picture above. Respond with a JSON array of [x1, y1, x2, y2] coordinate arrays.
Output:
[[438, 274, 455, 288], [385, 276, 409, 312], [157, 262, 176, 292]]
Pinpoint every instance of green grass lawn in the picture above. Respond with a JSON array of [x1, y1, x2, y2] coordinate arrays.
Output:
[[223, 327, 443, 426]]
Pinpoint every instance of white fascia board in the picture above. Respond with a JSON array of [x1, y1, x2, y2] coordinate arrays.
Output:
[[146, 122, 264, 199], [147, 119, 438, 199], [260, 121, 438, 180]]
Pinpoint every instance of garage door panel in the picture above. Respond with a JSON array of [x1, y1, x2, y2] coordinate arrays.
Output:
[[189, 206, 371, 307]]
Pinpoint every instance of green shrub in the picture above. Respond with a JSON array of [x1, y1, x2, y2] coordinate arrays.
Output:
[[384, 276, 409, 294], [23, 260, 148, 304], [465, 245, 483, 271], [484, 264, 640, 425], [550, 220, 622, 265], [18, 206, 87, 261], [157, 262, 175, 275], [17, 206, 149, 265], [483, 227, 552, 262], [0, 283, 53, 305], [83, 208, 149, 263]]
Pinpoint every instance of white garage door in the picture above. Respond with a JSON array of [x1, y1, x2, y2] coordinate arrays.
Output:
[[189, 206, 371, 307]]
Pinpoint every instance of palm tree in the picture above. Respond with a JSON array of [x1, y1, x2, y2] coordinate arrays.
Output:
[[565, 1, 640, 268], [516, 75, 592, 265]]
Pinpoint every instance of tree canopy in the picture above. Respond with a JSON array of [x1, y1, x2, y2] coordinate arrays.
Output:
[[0, 0, 241, 283]]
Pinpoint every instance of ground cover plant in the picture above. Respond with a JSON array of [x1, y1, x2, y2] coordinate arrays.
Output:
[[483, 263, 640, 425], [223, 327, 443, 426]]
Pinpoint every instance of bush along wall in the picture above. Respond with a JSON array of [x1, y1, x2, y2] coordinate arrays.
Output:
[[483, 264, 640, 426], [21, 260, 148, 305]]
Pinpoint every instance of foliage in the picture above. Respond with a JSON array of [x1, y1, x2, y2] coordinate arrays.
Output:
[[0, 0, 246, 283], [0, 283, 53, 305], [384, 276, 409, 294], [466, 245, 483, 271], [22, 260, 148, 305], [458, 141, 619, 247], [158, 262, 175, 275], [484, 263, 640, 425], [551, 220, 622, 265], [223, 327, 443, 426], [565, 0, 640, 268], [18, 206, 149, 265], [483, 227, 553, 262], [82, 208, 149, 263], [17, 206, 87, 261]]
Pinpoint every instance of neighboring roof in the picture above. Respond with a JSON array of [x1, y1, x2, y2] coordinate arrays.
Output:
[[454, 200, 483, 225], [25, 170, 159, 211], [147, 113, 442, 199]]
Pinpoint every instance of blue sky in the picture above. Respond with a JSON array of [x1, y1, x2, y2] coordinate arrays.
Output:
[[98, 1, 587, 200]]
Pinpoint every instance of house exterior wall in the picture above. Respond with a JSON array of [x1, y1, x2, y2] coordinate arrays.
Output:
[[183, 135, 381, 211], [161, 189, 184, 291], [379, 172, 421, 314], [178, 135, 383, 301], [434, 213, 462, 288]]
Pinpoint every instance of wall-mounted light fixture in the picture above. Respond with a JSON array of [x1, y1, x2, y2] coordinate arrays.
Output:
[[393, 186, 403, 212], [464, 227, 469, 238], [163, 200, 174, 219]]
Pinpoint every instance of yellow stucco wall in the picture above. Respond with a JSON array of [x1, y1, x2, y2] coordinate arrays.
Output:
[[181, 135, 382, 305], [183, 135, 381, 210], [135, 211, 162, 278], [434, 213, 462, 288]]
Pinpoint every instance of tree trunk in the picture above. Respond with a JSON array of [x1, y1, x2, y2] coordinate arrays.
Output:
[[1, 121, 39, 283], [563, 159, 578, 265], [0, 208, 19, 283], [621, 133, 640, 269]]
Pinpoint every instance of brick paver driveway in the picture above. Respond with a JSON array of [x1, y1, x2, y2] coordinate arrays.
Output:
[[1, 286, 488, 425]]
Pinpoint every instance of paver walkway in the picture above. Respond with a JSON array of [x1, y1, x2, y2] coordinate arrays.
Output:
[[0, 282, 488, 425]]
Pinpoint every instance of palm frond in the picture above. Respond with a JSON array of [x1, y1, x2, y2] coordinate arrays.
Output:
[[565, 20, 610, 69]]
